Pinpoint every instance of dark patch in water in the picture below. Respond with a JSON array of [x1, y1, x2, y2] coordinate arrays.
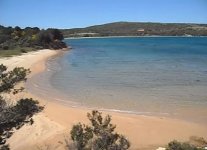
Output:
[[203, 71, 207, 74]]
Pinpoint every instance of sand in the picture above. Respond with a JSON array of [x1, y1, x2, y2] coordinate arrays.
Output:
[[0, 49, 207, 150]]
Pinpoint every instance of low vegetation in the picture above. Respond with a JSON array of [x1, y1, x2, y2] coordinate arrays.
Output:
[[0, 25, 67, 56], [69, 110, 207, 150], [166, 140, 207, 150], [0, 64, 43, 149], [69, 110, 130, 150]]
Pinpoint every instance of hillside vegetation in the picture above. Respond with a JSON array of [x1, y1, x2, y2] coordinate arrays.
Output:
[[61, 22, 207, 37], [0, 25, 67, 56]]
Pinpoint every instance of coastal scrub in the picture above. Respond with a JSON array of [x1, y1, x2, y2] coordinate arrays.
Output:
[[0, 64, 43, 149]]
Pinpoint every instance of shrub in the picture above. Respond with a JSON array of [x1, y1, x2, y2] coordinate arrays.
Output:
[[20, 49, 27, 53], [167, 140, 206, 150], [15, 98, 43, 117], [70, 110, 130, 150], [0, 144, 9, 150], [0, 67, 30, 93], [0, 98, 43, 133], [70, 123, 93, 149], [0, 64, 43, 149], [2, 45, 9, 50]]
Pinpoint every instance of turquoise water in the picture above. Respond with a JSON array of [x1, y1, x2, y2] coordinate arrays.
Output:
[[28, 37, 207, 121]]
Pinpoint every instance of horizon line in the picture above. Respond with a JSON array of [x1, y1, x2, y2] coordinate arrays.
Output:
[[1, 20, 207, 30]]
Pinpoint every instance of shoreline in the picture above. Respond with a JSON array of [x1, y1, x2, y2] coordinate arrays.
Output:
[[65, 35, 207, 40], [1, 49, 207, 150], [25, 83, 207, 125], [25, 45, 207, 125]]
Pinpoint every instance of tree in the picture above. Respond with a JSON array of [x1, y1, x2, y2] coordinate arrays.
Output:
[[70, 110, 130, 150], [13, 26, 22, 38], [36, 29, 66, 49], [24, 27, 40, 35], [37, 30, 53, 48], [0, 144, 9, 150], [0, 25, 66, 51], [48, 29, 64, 40], [0, 35, 10, 45], [14, 26, 21, 32]]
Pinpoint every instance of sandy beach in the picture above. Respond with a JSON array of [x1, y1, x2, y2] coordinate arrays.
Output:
[[1, 49, 207, 150]]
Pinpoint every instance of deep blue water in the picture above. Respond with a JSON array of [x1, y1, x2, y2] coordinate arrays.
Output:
[[28, 37, 207, 120]]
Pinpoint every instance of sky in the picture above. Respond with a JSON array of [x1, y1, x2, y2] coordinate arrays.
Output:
[[0, 0, 207, 29]]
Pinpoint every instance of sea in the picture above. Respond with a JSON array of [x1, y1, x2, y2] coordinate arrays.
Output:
[[27, 37, 207, 123]]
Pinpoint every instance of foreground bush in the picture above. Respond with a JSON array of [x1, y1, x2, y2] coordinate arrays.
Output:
[[0, 145, 9, 150], [70, 110, 130, 150], [0, 98, 43, 133], [0, 64, 43, 149], [167, 140, 206, 150]]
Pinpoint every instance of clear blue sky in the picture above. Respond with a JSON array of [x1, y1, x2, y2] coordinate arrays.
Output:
[[0, 0, 207, 29]]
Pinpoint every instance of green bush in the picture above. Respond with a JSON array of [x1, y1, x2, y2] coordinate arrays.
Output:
[[0, 64, 43, 149], [167, 140, 206, 150], [2, 45, 9, 50], [20, 49, 27, 53], [0, 144, 9, 150], [70, 110, 130, 150], [15, 98, 43, 117], [70, 123, 93, 149]]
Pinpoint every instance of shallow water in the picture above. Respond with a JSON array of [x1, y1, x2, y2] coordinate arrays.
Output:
[[27, 37, 207, 123]]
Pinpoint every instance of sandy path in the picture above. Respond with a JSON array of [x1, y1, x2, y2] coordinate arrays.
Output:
[[0, 49, 207, 150]]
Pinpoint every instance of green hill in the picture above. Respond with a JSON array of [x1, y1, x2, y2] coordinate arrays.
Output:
[[61, 22, 207, 37]]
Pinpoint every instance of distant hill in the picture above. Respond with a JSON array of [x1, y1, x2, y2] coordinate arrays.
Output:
[[61, 22, 207, 37]]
